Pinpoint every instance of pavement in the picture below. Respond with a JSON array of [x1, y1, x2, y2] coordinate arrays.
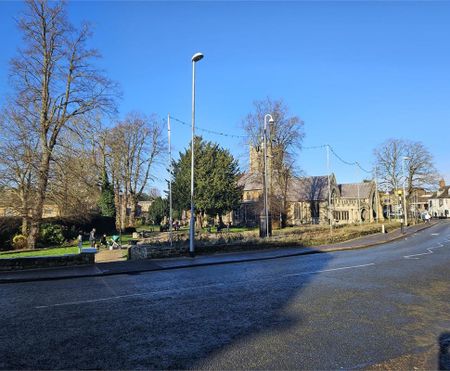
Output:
[[0, 221, 438, 284]]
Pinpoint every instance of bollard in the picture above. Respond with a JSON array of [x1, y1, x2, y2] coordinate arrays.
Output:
[[381, 224, 385, 234]]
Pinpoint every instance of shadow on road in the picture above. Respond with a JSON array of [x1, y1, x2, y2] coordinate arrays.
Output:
[[0, 247, 332, 370], [439, 332, 450, 370]]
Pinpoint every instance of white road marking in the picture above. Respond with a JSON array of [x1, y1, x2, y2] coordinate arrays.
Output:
[[35, 283, 224, 309], [35, 263, 377, 309], [404, 241, 448, 260], [283, 263, 375, 277], [35, 293, 145, 309], [431, 233, 440, 236]]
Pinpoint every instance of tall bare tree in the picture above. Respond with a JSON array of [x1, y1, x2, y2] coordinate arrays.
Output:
[[8, 0, 117, 248], [242, 97, 304, 226], [0, 104, 39, 234], [374, 139, 438, 193], [403, 141, 440, 196], [374, 138, 439, 219], [373, 138, 405, 193], [107, 113, 164, 230]]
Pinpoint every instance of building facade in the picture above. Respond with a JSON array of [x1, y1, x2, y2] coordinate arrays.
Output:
[[234, 170, 377, 227], [428, 179, 450, 218]]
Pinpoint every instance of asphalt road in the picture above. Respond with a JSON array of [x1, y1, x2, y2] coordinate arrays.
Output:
[[1, 221, 449, 370]]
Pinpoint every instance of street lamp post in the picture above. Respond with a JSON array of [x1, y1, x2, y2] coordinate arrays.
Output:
[[189, 52, 204, 257], [402, 156, 410, 227], [168, 113, 173, 247], [263, 114, 274, 238]]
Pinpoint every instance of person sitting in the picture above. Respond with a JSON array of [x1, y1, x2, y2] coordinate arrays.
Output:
[[100, 234, 107, 247]]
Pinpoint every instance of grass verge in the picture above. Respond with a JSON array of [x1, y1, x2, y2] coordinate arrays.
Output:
[[0, 246, 80, 259]]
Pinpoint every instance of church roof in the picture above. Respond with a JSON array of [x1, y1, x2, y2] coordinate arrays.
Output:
[[287, 176, 330, 201], [239, 171, 374, 202], [238, 172, 263, 191], [338, 182, 373, 199]]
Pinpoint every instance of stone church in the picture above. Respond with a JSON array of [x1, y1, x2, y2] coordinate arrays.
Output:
[[232, 146, 377, 227]]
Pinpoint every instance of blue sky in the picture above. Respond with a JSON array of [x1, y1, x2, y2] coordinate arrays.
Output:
[[1, 1, 449, 193]]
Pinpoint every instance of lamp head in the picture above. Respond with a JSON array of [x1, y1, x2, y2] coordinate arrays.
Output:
[[192, 52, 204, 62], [269, 117, 274, 125]]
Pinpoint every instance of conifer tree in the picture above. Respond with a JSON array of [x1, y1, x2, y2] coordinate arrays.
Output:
[[99, 170, 116, 217], [172, 137, 242, 227]]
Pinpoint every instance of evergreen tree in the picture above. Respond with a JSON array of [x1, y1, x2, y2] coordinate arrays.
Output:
[[172, 137, 242, 226], [98, 170, 116, 217], [148, 197, 169, 225]]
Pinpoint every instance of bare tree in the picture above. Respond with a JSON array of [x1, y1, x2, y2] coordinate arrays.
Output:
[[8, 0, 117, 248], [47, 149, 101, 218], [242, 97, 304, 227], [373, 138, 405, 193], [0, 104, 39, 234], [107, 113, 164, 230], [404, 141, 440, 196], [374, 138, 439, 219]]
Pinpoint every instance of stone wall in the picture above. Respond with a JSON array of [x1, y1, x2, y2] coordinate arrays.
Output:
[[129, 244, 189, 260], [0, 252, 95, 271]]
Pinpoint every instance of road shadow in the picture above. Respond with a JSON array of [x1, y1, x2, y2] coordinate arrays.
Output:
[[0, 247, 332, 370], [439, 332, 450, 370]]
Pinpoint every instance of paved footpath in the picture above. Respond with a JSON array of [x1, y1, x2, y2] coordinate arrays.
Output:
[[0, 221, 439, 284]]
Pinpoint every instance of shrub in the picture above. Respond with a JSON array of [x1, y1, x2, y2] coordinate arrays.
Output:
[[12, 234, 28, 250], [43, 214, 117, 240], [39, 223, 65, 247], [0, 217, 21, 251], [123, 227, 136, 234]]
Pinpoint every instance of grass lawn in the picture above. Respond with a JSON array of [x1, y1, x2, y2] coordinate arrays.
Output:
[[0, 246, 80, 259]]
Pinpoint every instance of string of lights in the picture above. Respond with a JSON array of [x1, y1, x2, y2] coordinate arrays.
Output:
[[167, 115, 372, 174], [327, 145, 371, 174], [169, 115, 247, 139]]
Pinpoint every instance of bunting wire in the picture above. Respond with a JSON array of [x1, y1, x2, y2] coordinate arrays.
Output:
[[327, 145, 372, 174], [166, 115, 372, 174], [169, 115, 247, 139]]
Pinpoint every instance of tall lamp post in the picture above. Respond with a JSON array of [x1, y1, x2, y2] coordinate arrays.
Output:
[[402, 156, 411, 226], [263, 114, 274, 238], [168, 113, 173, 246], [189, 52, 204, 257]]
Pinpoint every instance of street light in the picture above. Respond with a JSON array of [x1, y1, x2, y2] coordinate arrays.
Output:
[[263, 113, 274, 238], [402, 156, 411, 227], [189, 52, 204, 257]]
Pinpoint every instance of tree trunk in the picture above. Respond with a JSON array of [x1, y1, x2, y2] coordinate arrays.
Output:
[[128, 196, 137, 227], [196, 212, 203, 231], [20, 192, 29, 236], [113, 177, 121, 231], [120, 194, 127, 231], [27, 152, 51, 249], [21, 217, 28, 236]]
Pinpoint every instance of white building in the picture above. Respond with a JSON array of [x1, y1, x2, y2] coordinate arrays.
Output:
[[428, 179, 450, 218]]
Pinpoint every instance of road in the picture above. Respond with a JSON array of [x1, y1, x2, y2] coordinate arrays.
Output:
[[1, 221, 449, 369]]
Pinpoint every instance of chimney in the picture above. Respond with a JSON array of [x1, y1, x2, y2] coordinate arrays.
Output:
[[439, 179, 446, 189]]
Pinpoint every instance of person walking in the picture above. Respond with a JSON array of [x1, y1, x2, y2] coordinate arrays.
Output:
[[77, 232, 83, 251], [89, 228, 96, 247]]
